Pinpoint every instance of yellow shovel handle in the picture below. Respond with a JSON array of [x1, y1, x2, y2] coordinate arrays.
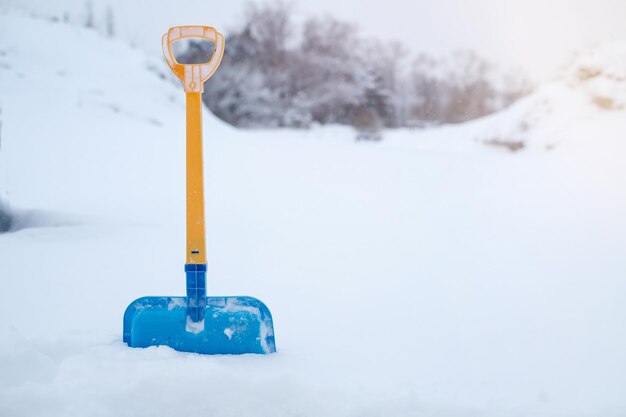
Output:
[[184, 91, 206, 264], [161, 25, 225, 93], [162, 26, 225, 264]]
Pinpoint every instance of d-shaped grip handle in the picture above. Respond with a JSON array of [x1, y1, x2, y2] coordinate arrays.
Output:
[[162, 25, 225, 93]]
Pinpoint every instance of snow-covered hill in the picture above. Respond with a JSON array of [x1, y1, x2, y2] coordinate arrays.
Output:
[[380, 40, 626, 153], [1, 13, 626, 417], [472, 40, 626, 151]]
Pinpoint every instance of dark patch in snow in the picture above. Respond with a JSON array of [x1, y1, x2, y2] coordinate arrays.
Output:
[[12, 210, 79, 232], [148, 118, 162, 127], [0, 202, 12, 233], [102, 103, 120, 113], [591, 95, 623, 110], [355, 131, 383, 141], [576, 67, 602, 82], [483, 138, 525, 152], [146, 61, 167, 80], [0, 202, 78, 234]]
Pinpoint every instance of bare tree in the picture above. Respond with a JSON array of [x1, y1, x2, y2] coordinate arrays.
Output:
[[409, 54, 444, 124], [84, 0, 94, 29], [296, 16, 366, 124], [105, 5, 115, 38], [444, 50, 495, 122], [242, 1, 293, 70]]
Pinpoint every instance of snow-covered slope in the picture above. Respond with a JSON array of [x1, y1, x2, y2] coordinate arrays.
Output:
[[381, 40, 626, 154], [1, 14, 626, 417], [468, 40, 626, 152]]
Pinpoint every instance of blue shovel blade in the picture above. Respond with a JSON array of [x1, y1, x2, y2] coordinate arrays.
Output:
[[123, 296, 276, 354]]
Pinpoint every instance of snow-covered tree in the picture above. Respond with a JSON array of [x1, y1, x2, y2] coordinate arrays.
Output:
[[295, 16, 368, 124], [181, 1, 530, 129]]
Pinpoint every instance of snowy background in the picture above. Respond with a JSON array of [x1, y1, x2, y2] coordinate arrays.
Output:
[[1, 1, 626, 416]]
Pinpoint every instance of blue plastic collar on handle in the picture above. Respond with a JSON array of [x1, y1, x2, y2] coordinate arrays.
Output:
[[185, 264, 207, 322]]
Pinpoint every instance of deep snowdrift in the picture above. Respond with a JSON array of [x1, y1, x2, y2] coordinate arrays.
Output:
[[1, 14, 626, 417]]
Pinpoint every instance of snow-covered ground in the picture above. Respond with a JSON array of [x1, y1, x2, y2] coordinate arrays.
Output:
[[1, 13, 626, 417]]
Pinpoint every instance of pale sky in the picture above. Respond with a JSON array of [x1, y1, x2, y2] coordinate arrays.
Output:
[[11, 0, 626, 81]]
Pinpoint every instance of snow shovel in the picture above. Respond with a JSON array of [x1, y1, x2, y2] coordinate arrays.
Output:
[[123, 26, 276, 354]]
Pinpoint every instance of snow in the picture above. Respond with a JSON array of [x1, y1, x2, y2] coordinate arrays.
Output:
[[1, 13, 626, 417], [185, 317, 204, 334], [223, 327, 234, 340]]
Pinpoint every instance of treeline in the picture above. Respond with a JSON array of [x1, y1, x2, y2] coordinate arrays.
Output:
[[179, 2, 530, 130]]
